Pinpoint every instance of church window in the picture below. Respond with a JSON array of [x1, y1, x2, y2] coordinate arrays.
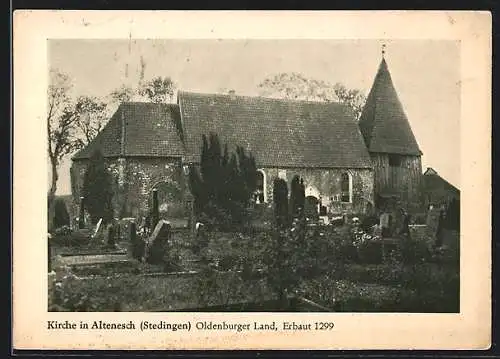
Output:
[[340, 172, 352, 203], [254, 169, 266, 203], [319, 205, 327, 216]]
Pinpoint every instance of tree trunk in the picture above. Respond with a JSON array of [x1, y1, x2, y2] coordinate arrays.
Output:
[[47, 157, 58, 232]]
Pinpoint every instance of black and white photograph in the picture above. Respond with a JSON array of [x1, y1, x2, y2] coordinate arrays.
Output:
[[46, 38, 461, 313], [13, 11, 490, 350]]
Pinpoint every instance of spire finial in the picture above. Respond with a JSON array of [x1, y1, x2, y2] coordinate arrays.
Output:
[[381, 43, 386, 59]]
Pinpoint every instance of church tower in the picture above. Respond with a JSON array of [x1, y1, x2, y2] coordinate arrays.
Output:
[[358, 48, 423, 210]]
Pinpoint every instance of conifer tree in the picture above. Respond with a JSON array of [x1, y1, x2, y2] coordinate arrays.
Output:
[[288, 175, 306, 224], [82, 150, 114, 225], [189, 133, 258, 228], [273, 178, 289, 230]]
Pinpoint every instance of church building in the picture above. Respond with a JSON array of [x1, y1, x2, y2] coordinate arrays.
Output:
[[70, 54, 423, 220]]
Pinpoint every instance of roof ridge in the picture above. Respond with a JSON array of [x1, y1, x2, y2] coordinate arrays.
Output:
[[120, 101, 178, 107], [177, 90, 346, 107]]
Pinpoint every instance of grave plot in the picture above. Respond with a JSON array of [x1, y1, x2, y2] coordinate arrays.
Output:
[[58, 254, 130, 266]]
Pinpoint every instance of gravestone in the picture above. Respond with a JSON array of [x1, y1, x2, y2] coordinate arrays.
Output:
[[116, 220, 122, 241], [120, 218, 136, 242], [144, 220, 171, 264], [128, 222, 145, 260], [91, 218, 103, 239], [106, 224, 116, 247], [193, 222, 208, 255], [78, 196, 85, 229]]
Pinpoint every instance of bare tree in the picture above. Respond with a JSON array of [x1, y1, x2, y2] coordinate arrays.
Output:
[[47, 69, 79, 229], [48, 70, 110, 230], [258, 72, 366, 120], [72, 96, 108, 149]]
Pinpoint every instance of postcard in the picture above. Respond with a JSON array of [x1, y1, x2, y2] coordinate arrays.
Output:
[[13, 10, 491, 350]]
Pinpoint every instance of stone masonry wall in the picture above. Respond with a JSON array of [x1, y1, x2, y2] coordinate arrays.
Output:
[[70, 157, 184, 222], [123, 158, 185, 219], [71, 158, 375, 222], [260, 167, 374, 215]]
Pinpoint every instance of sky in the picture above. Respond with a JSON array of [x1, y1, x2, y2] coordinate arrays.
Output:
[[49, 39, 460, 194]]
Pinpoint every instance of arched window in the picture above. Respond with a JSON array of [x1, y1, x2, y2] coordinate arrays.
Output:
[[341, 172, 352, 203], [254, 169, 267, 203]]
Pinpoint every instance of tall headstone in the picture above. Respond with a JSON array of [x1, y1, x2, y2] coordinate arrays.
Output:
[[116, 219, 122, 241], [78, 196, 85, 229], [144, 220, 171, 264], [107, 224, 115, 247], [185, 191, 194, 234], [129, 221, 145, 260]]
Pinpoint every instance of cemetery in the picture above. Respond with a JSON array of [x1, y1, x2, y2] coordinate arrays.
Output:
[[48, 170, 459, 313]]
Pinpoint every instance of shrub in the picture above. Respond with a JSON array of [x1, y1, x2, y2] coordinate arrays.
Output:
[[218, 255, 239, 271], [357, 241, 384, 264], [400, 237, 432, 264], [335, 242, 359, 262]]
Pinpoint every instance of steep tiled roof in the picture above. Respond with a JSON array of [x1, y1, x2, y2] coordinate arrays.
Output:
[[358, 59, 422, 156], [178, 91, 372, 168], [72, 102, 184, 160]]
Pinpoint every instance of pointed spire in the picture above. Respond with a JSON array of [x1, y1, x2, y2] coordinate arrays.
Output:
[[381, 43, 386, 59], [358, 56, 422, 156]]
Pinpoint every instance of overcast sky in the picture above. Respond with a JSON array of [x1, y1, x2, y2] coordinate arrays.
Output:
[[49, 39, 460, 194]]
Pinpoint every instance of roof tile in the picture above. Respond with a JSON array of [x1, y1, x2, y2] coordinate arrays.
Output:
[[72, 102, 184, 160], [178, 91, 372, 168], [358, 59, 422, 156]]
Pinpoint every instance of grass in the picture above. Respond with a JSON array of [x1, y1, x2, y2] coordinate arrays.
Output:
[[49, 271, 273, 312], [49, 226, 460, 313]]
